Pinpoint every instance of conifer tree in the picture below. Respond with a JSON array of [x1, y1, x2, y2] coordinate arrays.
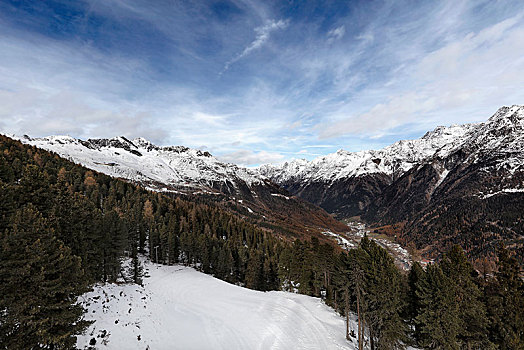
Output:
[[415, 263, 460, 349], [19, 164, 52, 215], [352, 257, 366, 349], [407, 262, 425, 345], [245, 249, 264, 290], [0, 179, 14, 234], [485, 244, 524, 349], [0, 205, 89, 349], [440, 246, 492, 349], [359, 237, 406, 349]]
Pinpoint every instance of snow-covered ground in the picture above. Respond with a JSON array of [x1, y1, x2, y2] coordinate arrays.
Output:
[[77, 260, 357, 350]]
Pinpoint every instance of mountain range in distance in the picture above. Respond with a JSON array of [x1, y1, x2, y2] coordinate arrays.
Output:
[[11, 133, 348, 243], [12, 105, 524, 262]]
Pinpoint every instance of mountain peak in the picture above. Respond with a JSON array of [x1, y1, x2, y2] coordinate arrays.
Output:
[[488, 105, 524, 125], [259, 105, 524, 184], [18, 133, 265, 193], [133, 137, 155, 148]]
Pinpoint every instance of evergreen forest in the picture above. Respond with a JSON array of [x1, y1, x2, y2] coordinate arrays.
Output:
[[0, 135, 523, 349]]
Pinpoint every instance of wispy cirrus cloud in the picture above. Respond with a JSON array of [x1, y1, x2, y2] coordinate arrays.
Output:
[[327, 25, 345, 43], [318, 10, 524, 139], [222, 19, 289, 73]]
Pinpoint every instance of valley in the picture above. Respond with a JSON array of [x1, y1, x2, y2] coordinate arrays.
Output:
[[325, 221, 413, 271], [261, 105, 524, 262], [2, 2, 523, 348]]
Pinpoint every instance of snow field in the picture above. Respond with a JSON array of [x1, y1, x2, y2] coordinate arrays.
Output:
[[77, 260, 357, 350]]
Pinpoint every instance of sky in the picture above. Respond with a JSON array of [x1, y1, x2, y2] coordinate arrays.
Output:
[[0, 0, 523, 166]]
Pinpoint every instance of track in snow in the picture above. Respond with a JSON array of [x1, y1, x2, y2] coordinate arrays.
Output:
[[77, 260, 357, 350]]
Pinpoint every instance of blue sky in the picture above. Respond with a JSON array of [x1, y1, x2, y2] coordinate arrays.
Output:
[[0, 0, 523, 165]]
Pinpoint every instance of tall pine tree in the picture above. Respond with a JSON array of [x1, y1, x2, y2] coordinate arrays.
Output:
[[0, 205, 90, 349]]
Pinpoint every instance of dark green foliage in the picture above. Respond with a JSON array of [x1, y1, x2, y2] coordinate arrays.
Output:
[[485, 245, 524, 349], [406, 262, 424, 344], [415, 263, 460, 349], [278, 238, 338, 297], [412, 246, 495, 350], [440, 246, 492, 349], [1, 135, 522, 349], [0, 205, 90, 349], [345, 237, 407, 350]]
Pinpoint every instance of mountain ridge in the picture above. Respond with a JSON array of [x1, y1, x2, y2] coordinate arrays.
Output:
[[260, 105, 523, 180], [259, 105, 524, 260], [7, 104, 524, 259], [10, 133, 348, 240]]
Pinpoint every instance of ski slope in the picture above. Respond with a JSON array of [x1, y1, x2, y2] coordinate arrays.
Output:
[[77, 260, 357, 350]]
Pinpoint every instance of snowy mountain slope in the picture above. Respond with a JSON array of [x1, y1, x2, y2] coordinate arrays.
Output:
[[258, 105, 524, 218], [77, 260, 357, 350], [12, 134, 348, 239], [17, 135, 265, 194]]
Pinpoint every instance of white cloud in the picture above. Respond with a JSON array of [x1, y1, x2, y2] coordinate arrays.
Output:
[[217, 149, 284, 166], [303, 144, 334, 148], [222, 19, 289, 73], [192, 112, 229, 126], [0, 32, 169, 143], [2, 1, 523, 165], [0, 87, 168, 142], [318, 11, 524, 139], [327, 25, 345, 43]]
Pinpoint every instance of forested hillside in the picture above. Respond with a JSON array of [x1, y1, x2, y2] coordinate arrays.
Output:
[[18, 134, 348, 240], [1, 135, 522, 349], [0, 135, 343, 348]]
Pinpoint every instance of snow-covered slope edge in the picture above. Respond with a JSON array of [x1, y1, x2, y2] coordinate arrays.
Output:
[[77, 259, 357, 350]]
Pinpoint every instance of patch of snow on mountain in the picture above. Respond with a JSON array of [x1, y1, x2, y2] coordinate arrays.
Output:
[[480, 188, 524, 199], [434, 169, 450, 189], [271, 193, 290, 200]]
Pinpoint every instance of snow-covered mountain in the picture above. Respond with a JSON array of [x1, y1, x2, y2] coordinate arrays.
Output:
[[260, 105, 524, 259], [260, 123, 476, 184], [17, 135, 265, 195], [13, 134, 348, 239], [260, 105, 524, 184], [258, 105, 524, 217]]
